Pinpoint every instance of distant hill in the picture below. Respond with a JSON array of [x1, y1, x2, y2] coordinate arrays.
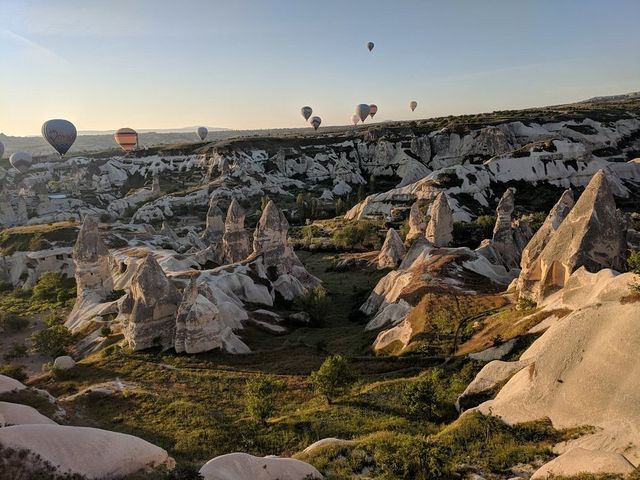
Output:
[[580, 91, 640, 103], [77, 126, 231, 135]]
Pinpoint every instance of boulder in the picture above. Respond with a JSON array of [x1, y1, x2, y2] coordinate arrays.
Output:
[[0, 424, 174, 479], [199, 452, 322, 480], [53, 356, 76, 371], [302, 437, 356, 454], [406, 202, 426, 241], [223, 199, 251, 263], [121, 254, 181, 351], [425, 192, 453, 247], [531, 448, 637, 479], [376, 228, 406, 269], [516, 170, 626, 302], [0, 401, 57, 427], [0, 375, 27, 394]]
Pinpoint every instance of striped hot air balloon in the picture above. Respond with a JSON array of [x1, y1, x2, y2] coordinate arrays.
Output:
[[369, 104, 378, 118], [114, 128, 138, 152], [301, 106, 313, 121], [310, 116, 321, 131]]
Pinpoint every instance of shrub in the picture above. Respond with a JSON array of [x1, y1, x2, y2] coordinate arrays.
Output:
[[517, 297, 537, 311], [31, 324, 74, 357], [295, 286, 328, 325], [309, 355, 355, 405], [332, 221, 379, 249], [374, 435, 452, 480], [32, 272, 75, 303], [628, 250, 640, 292], [245, 374, 285, 424], [0, 311, 29, 332], [0, 363, 28, 382], [105, 289, 126, 302], [3, 342, 28, 361]]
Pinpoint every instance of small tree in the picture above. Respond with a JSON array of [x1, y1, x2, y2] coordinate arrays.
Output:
[[629, 250, 640, 292], [245, 374, 285, 424], [310, 355, 355, 405], [295, 286, 327, 325], [31, 324, 74, 357]]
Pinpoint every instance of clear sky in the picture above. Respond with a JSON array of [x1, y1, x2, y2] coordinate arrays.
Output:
[[1, 0, 639, 136]]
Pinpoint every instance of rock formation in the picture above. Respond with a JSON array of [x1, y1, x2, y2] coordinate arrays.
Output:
[[201, 197, 225, 252], [376, 228, 406, 268], [531, 448, 637, 479], [72, 216, 114, 300], [223, 199, 250, 263], [517, 170, 626, 301], [199, 453, 322, 480], [425, 192, 453, 247], [406, 202, 426, 242], [490, 188, 519, 268], [120, 254, 181, 351]]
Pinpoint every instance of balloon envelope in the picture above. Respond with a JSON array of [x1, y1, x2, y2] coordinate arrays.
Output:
[[310, 116, 321, 131], [301, 106, 313, 121], [367, 41, 374, 51], [410, 101, 418, 112], [115, 128, 138, 152], [10, 151, 32, 173], [369, 104, 378, 118], [197, 127, 208, 141], [355, 104, 370, 122], [351, 115, 360, 126], [41, 119, 77, 156]]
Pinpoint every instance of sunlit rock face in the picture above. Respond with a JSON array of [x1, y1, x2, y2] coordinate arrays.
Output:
[[72, 216, 114, 302], [376, 228, 406, 269], [406, 202, 427, 242], [425, 192, 453, 247], [121, 254, 181, 351], [222, 199, 250, 263], [517, 170, 627, 302]]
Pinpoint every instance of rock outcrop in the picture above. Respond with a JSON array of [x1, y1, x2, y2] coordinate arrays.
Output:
[[425, 192, 453, 247], [376, 228, 406, 268], [201, 197, 225, 253], [517, 170, 626, 301], [406, 202, 426, 241], [489, 188, 519, 268], [120, 255, 181, 351], [530, 448, 638, 479], [0, 401, 57, 427], [174, 278, 249, 354], [0, 424, 174, 479], [223, 199, 250, 263], [199, 453, 322, 480], [72, 216, 113, 301]]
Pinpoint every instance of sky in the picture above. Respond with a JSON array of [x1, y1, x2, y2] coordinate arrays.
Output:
[[1, 0, 639, 136]]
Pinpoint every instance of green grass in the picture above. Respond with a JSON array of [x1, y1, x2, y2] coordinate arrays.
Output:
[[0, 273, 76, 315], [0, 222, 78, 255]]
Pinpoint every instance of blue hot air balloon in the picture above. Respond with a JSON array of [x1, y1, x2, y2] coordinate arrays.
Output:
[[197, 127, 208, 141], [355, 104, 370, 122], [42, 119, 77, 156]]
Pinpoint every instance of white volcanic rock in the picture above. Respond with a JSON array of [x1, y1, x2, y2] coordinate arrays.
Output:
[[515, 189, 574, 293], [0, 375, 27, 394], [302, 437, 356, 454], [223, 199, 251, 263], [531, 448, 637, 479], [201, 197, 225, 264], [425, 192, 453, 247], [376, 228, 406, 269], [199, 452, 322, 480], [365, 300, 413, 331], [0, 424, 174, 479], [406, 202, 427, 241], [120, 254, 181, 351], [174, 278, 248, 354], [517, 170, 626, 302], [479, 268, 640, 464], [0, 401, 57, 427], [489, 188, 519, 268], [53, 356, 76, 370]]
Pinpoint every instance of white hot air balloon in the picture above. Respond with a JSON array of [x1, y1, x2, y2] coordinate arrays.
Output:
[[367, 41, 374, 52], [409, 101, 418, 112], [301, 106, 313, 121], [355, 104, 370, 123], [0, 139, 4, 159], [197, 127, 208, 141], [310, 116, 321, 131], [10, 151, 32, 173], [351, 114, 360, 126], [41, 119, 77, 156]]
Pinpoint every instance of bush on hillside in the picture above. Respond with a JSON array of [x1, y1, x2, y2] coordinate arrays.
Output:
[[31, 324, 74, 357], [310, 355, 355, 405], [245, 374, 285, 424]]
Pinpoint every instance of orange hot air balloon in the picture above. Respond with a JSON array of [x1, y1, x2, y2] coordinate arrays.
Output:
[[369, 104, 378, 118], [114, 128, 138, 152]]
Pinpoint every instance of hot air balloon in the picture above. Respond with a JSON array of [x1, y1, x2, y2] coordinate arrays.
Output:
[[0, 140, 4, 159], [301, 106, 313, 121], [351, 114, 360, 126], [41, 119, 77, 156], [310, 116, 321, 131], [369, 104, 378, 118], [355, 104, 370, 123], [367, 42, 374, 52], [114, 128, 138, 152], [10, 151, 32, 173], [197, 127, 208, 141], [409, 101, 418, 112]]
